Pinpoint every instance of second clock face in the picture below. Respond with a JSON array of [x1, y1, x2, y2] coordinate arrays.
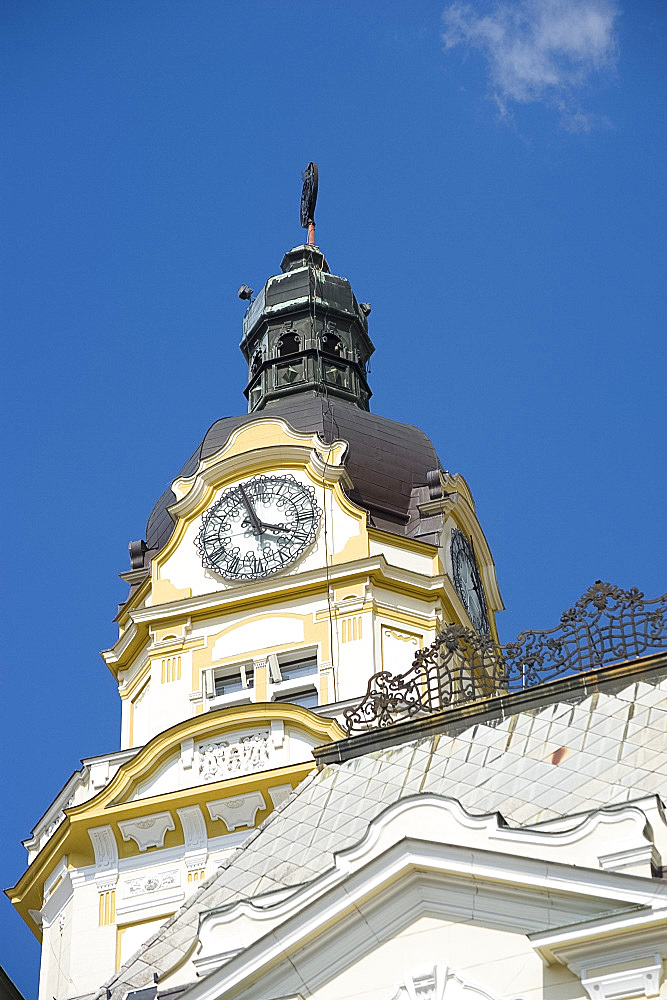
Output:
[[450, 528, 490, 635], [196, 474, 320, 581]]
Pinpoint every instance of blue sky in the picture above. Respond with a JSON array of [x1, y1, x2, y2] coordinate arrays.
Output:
[[2, 1, 665, 991]]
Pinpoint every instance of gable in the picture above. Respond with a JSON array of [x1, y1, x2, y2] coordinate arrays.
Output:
[[164, 795, 666, 997]]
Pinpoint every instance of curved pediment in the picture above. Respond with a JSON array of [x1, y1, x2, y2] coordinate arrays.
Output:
[[167, 418, 351, 525], [8, 704, 344, 931], [72, 703, 343, 811]]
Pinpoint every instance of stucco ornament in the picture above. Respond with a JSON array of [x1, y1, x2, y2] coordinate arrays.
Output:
[[197, 733, 272, 782], [118, 812, 176, 851], [390, 965, 525, 1000]]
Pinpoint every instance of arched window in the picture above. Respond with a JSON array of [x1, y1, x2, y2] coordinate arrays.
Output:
[[322, 332, 343, 356], [278, 331, 300, 356]]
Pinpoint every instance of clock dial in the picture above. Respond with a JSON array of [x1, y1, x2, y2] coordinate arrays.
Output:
[[196, 475, 320, 581], [450, 528, 490, 634]]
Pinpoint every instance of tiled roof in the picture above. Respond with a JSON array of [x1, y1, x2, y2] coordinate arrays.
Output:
[[97, 660, 667, 997]]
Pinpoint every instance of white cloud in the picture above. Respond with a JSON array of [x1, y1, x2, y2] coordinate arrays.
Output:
[[442, 0, 619, 128]]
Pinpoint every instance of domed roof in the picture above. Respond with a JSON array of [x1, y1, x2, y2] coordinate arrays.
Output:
[[143, 393, 444, 561]]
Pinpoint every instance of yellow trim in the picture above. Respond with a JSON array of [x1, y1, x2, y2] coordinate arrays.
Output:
[[191, 611, 329, 685], [120, 661, 151, 701], [254, 663, 268, 701], [161, 655, 182, 683], [44, 875, 62, 901], [368, 527, 438, 557], [7, 704, 343, 935], [115, 911, 174, 971], [99, 889, 115, 926], [152, 578, 192, 605], [105, 555, 451, 676]]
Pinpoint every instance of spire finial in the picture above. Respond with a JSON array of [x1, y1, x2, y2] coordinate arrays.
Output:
[[300, 162, 318, 245]]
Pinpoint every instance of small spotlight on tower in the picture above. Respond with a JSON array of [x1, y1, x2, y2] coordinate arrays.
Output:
[[360, 302, 372, 316], [238, 284, 254, 301]]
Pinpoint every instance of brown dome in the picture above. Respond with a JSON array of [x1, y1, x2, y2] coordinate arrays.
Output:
[[143, 393, 444, 561]]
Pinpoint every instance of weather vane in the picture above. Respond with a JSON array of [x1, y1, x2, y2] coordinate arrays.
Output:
[[300, 162, 318, 245]]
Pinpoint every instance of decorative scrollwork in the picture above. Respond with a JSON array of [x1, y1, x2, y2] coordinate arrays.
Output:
[[197, 734, 272, 782], [344, 582, 667, 734]]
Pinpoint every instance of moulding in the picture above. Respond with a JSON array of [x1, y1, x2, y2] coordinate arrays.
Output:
[[118, 812, 175, 851], [580, 962, 662, 1000], [207, 791, 266, 832], [268, 784, 293, 809], [115, 888, 185, 919], [553, 935, 666, 1000], [89, 825, 119, 870], [598, 844, 661, 876], [177, 804, 208, 870]]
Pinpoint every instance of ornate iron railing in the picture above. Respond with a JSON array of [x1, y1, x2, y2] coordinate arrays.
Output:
[[343, 582, 667, 734]]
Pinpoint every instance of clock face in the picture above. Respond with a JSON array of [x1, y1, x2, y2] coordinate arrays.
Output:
[[196, 475, 320, 581], [450, 529, 490, 634]]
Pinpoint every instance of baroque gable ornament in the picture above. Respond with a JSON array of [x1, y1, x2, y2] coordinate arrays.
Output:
[[390, 964, 525, 1000], [197, 732, 272, 782]]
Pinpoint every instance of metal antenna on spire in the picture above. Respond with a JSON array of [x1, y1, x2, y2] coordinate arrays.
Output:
[[300, 162, 318, 245]]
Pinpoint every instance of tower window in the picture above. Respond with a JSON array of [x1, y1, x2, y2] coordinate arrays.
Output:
[[277, 331, 300, 356], [323, 361, 349, 389], [213, 664, 254, 698], [268, 650, 318, 709], [275, 652, 318, 680], [322, 333, 343, 356], [272, 687, 318, 710]]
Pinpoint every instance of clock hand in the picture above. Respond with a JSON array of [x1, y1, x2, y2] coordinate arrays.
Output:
[[256, 521, 288, 532], [238, 483, 263, 535]]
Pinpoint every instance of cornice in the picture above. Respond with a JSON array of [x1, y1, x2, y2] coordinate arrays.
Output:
[[102, 556, 452, 674], [531, 912, 667, 963], [368, 527, 437, 556]]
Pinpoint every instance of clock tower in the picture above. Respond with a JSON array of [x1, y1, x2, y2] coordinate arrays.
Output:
[[8, 186, 503, 999]]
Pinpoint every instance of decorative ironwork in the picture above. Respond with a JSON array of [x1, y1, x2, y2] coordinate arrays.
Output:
[[344, 582, 667, 734]]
